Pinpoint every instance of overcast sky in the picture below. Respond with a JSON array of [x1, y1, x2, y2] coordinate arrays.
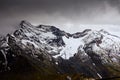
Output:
[[0, 0, 120, 36]]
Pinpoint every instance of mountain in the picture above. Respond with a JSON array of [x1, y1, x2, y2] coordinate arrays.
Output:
[[0, 20, 120, 80]]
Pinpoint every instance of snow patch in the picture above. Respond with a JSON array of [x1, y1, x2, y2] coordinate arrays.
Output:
[[54, 36, 85, 59], [97, 73, 102, 79], [21, 40, 39, 48], [41, 32, 56, 39]]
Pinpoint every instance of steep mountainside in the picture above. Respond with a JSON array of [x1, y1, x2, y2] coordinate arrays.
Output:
[[0, 20, 120, 80]]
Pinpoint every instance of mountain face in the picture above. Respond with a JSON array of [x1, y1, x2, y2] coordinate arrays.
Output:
[[0, 20, 120, 80]]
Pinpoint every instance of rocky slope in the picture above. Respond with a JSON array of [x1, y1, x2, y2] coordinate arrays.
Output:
[[0, 20, 120, 80]]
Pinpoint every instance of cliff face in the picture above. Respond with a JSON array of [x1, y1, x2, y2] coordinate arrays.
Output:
[[0, 20, 120, 80]]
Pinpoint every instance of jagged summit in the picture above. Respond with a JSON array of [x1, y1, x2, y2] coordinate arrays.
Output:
[[20, 20, 33, 27], [0, 20, 120, 79], [4, 21, 120, 60]]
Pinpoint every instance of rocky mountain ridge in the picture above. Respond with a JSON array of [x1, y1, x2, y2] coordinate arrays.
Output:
[[0, 20, 120, 80]]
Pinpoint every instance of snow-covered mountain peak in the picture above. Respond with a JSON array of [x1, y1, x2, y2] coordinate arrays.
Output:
[[4, 21, 120, 63], [0, 21, 120, 79]]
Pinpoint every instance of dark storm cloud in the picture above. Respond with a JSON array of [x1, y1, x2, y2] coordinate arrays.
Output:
[[0, 0, 120, 35]]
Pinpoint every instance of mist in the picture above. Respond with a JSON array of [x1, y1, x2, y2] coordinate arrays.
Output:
[[0, 0, 120, 36]]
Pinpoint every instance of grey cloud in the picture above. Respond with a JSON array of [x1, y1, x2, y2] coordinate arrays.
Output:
[[0, 0, 120, 36]]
